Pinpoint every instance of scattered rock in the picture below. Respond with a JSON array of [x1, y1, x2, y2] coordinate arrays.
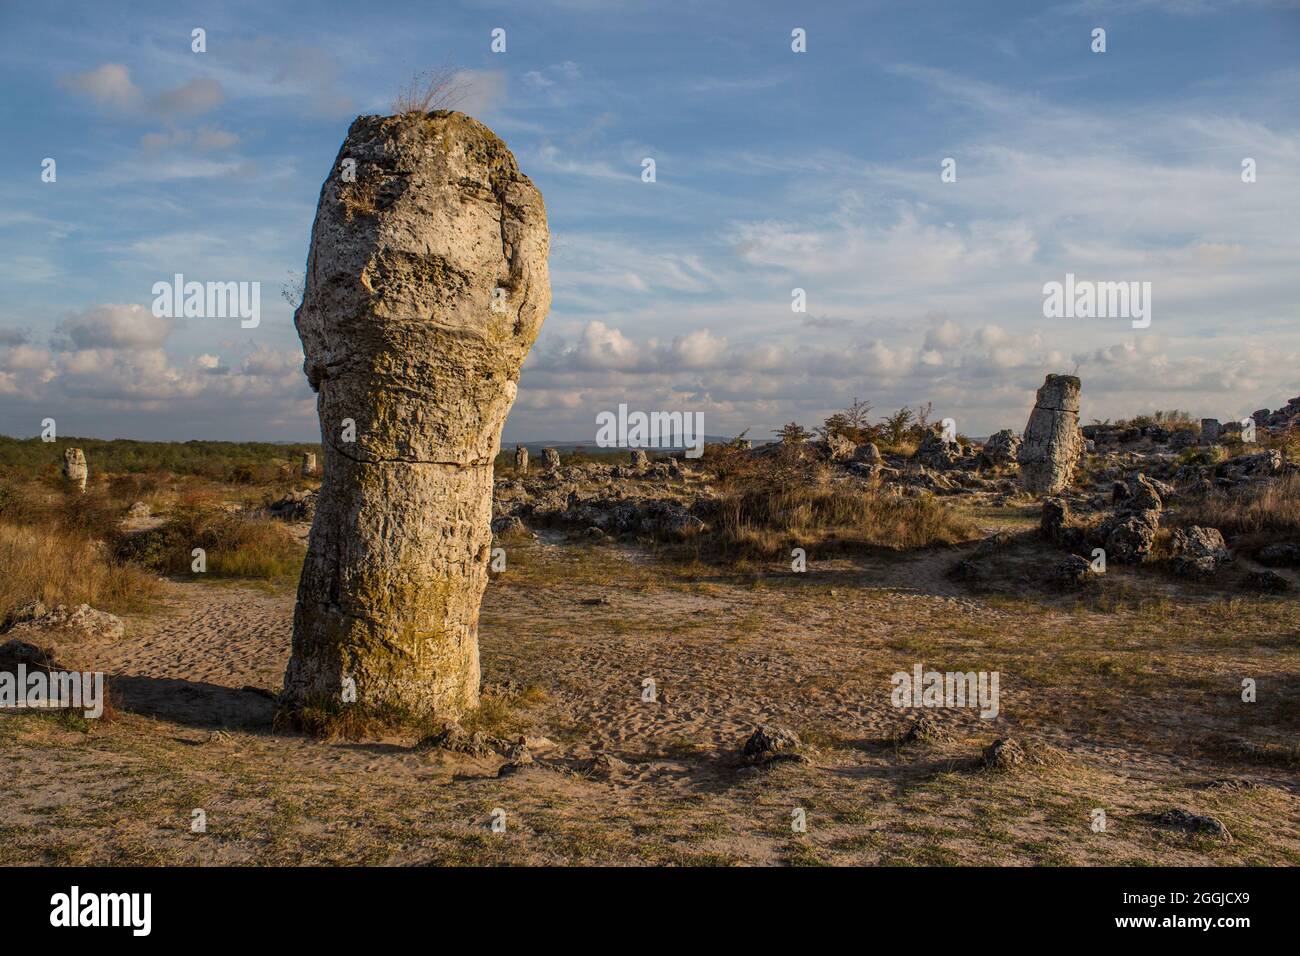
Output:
[[913, 426, 963, 470], [1243, 570, 1289, 593], [854, 442, 883, 465], [1148, 807, 1232, 841], [1257, 542, 1300, 567], [581, 752, 628, 778], [542, 447, 561, 473], [980, 429, 1021, 466], [1040, 497, 1071, 542], [900, 713, 950, 745], [2, 600, 48, 630], [514, 445, 528, 475], [419, 726, 494, 757], [981, 737, 1026, 771], [2, 603, 124, 643], [1169, 526, 1231, 578], [1049, 553, 1097, 587], [490, 515, 528, 536], [266, 489, 317, 521], [741, 724, 805, 764]]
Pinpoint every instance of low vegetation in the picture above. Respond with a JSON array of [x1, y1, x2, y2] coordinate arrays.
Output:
[[0, 441, 313, 619], [700, 439, 979, 560]]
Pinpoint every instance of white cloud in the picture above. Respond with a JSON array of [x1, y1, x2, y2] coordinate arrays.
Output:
[[60, 63, 141, 109]]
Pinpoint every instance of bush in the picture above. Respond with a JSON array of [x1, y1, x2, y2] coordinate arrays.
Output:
[[697, 450, 978, 560], [1176, 474, 1300, 540], [118, 500, 304, 581], [0, 521, 160, 620]]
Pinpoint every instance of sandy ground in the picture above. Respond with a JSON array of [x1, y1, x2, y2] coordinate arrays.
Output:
[[2, 530, 1297, 866]]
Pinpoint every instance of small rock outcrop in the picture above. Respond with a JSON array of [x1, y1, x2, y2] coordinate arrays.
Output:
[[542, 447, 561, 473], [629, 449, 650, 471], [981, 737, 1026, 771], [1148, 808, 1232, 842], [741, 725, 803, 764], [1018, 375, 1083, 494], [2, 602, 124, 644], [301, 452, 317, 477], [854, 442, 883, 465], [514, 445, 528, 475], [980, 429, 1021, 466], [824, 432, 857, 462], [282, 111, 551, 722], [62, 448, 87, 494], [1169, 526, 1230, 578], [913, 426, 962, 469]]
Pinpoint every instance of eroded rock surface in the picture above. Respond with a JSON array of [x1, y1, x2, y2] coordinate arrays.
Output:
[[63, 448, 87, 494], [282, 111, 550, 721], [1018, 375, 1083, 494]]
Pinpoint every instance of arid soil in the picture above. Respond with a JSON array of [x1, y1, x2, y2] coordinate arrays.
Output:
[[2, 508, 1296, 866]]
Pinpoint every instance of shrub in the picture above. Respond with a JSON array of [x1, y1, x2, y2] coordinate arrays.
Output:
[[0, 521, 160, 620], [118, 500, 304, 581], [1176, 474, 1300, 540]]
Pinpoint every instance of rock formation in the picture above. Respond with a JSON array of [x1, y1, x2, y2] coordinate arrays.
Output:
[[980, 429, 1021, 466], [1017, 375, 1082, 494], [854, 442, 883, 465], [281, 111, 550, 722], [913, 426, 962, 469], [301, 452, 317, 477], [542, 447, 561, 473], [62, 448, 87, 494], [1200, 418, 1221, 444], [514, 445, 528, 475], [629, 449, 649, 471]]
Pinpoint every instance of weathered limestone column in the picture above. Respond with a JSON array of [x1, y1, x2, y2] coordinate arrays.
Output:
[[514, 445, 528, 475], [1017, 374, 1082, 494], [301, 452, 317, 477], [62, 448, 87, 493], [630, 449, 649, 471], [281, 111, 550, 721], [542, 447, 561, 472]]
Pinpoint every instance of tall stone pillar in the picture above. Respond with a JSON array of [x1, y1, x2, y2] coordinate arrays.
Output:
[[281, 111, 550, 721]]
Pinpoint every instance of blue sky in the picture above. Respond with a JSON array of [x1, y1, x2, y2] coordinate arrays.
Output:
[[1, 0, 1298, 442]]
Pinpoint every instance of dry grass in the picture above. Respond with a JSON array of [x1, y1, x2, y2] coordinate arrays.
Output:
[[118, 498, 303, 582], [391, 68, 467, 114], [694, 441, 979, 561], [0, 521, 160, 621], [712, 479, 979, 559], [1175, 474, 1300, 540]]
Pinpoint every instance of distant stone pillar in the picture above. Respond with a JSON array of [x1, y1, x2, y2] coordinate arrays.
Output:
[[301, 452, 317, 477], [542, 447, 561, 473], [1017, 374, 1082, 494], [514, 445, 528, 475], [1200, 418, 1221, 444], [62, 448, 87, 494], [630, 449, 649, 471]]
